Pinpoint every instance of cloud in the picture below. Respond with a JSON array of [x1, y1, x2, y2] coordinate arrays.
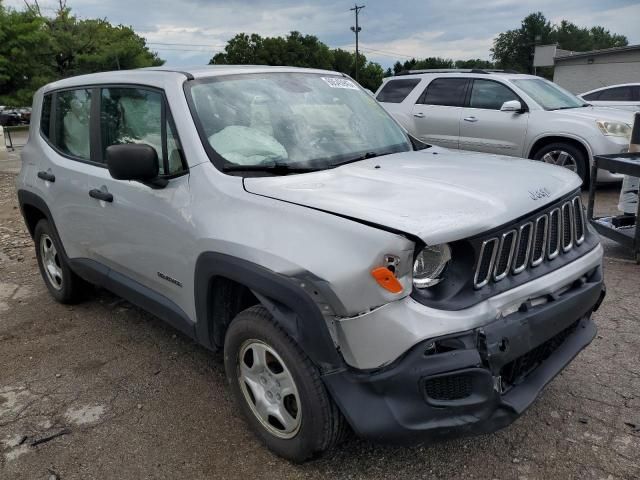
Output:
[[5, 0, 640, 68]]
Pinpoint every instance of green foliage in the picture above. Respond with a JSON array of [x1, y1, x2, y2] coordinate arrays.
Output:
[[0, 1, 163, 106], [391, 57, 495, 75], [491, 12, 628, 75], [0, 4, 52, 106], [210, 31, 384, 91]]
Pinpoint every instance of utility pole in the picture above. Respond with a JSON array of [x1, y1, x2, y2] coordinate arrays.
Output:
[[350, 4, 365, 83]]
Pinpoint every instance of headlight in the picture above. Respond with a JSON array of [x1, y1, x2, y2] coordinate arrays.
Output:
[[413, 244, 451, 289], [596, 120, 632, 139]]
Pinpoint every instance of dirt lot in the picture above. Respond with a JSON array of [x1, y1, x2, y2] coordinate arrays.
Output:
[[1, 153, 639, 479]]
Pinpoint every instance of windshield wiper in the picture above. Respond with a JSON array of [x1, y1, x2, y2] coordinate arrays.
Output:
[[223, 162, 319, 175], [329, 151, 384, 168]]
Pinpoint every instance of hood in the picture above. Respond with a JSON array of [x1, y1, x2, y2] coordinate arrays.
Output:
[[552, 105, 635, 124], [243, 148, 582, 245]]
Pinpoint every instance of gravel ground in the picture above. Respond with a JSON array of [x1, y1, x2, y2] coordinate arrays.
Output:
[[1, 156, 639, 479]]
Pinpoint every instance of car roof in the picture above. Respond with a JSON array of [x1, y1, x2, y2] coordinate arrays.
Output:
[[384, 71, 536, 82], [41, 65, 345, 92], [580, 83, 640, 95]]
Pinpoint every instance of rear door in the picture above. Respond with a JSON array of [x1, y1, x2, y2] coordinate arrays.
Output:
[[410, 77, 469, 149], [375, 78, 422, 131], [83, 86, 194, 315], [36, 88, 98, 260], [458, 79, 529, 157]]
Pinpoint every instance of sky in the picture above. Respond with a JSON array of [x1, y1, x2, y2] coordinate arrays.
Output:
[[6, 0, 640, 68]]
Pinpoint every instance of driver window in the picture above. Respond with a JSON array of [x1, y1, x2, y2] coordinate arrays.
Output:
[[100, 87, 186, 175], [469, 80, 518, 110]]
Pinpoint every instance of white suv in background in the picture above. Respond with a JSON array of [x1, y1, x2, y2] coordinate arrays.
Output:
[[579, 83, 640, 112], [376, 70, 635, 183]]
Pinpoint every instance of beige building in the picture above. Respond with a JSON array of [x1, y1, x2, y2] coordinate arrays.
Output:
[[534, 44, 640, 94]]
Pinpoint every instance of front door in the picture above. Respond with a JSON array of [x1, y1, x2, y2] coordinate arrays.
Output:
[[84, 86, 195, 317], [459, 79, 529, 157]]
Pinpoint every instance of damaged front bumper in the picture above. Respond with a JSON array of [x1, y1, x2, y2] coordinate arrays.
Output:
[[322, 259, 604, 443]]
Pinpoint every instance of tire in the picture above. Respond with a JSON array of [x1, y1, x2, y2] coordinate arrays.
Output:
[[34, 219, 87, 303], [224, 305, 347, 462], [532, 142, 588, 185]]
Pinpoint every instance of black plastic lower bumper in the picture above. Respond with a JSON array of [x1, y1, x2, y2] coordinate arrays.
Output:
[[322, 266, 604, 444]]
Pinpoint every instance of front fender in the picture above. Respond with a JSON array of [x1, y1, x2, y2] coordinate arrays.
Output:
[[194, 252, 344, 371]]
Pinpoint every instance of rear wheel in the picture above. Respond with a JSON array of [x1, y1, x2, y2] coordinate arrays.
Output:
[[532, 142, 588, 184], [224, 305, 347, 462], [34, 219, 87, 303]]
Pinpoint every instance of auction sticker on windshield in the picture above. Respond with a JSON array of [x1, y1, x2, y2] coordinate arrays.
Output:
[[321, 77, 359, 90]]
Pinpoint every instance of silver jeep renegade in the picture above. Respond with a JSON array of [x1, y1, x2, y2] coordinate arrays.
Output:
[[17, 66, 605, 462]]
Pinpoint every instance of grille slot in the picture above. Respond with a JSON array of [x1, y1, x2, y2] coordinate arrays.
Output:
[[531, 215, 548, 267], [493, 230, 517, 281], [548, 208, 561, 259], [573, 197, 585, 245], [424, 374, 473, 401], [512, 222, 533, 274], [474, 238, 498, 288], [562, 202, 574, 252], [472, 195, 586, 289]]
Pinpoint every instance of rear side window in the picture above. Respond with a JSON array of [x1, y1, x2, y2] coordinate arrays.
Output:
[[418, 78, 468, 107], [376, 79, 420, 103], [100, 87, 185, 176], [469, 80, 519, 110], [54, 89, 92, 160], [41, 94, 52, 138], [597, 86, 633, 101], [582, 91, 601, 101]]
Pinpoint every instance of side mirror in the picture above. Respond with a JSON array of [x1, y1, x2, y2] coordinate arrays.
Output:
[[500, 100, 523, 113], [106, 144, 159, 181]]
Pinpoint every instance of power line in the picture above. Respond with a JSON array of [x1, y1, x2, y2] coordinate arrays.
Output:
[[358, 46, 417, 59], [147, 41, 226, 48]]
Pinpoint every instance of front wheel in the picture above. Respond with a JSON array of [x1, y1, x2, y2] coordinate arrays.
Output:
[[224, 305, 347, 462], [532, 142, 588, 185]]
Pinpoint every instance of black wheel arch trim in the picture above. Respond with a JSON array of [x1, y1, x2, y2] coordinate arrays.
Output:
[[194, 252, 343, 371], [17, 189, 66, 251]]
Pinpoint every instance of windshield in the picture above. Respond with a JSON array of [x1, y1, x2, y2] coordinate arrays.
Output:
[[511, 78, 586, 110], [187, 73, 412, 172]]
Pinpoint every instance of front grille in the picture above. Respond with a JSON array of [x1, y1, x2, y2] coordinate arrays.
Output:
[[473, 195, 586, 289], [500, 320, 580, 388], [424, 374, 473, 401]]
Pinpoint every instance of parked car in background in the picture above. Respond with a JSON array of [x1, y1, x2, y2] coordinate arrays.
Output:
[[579, 84, 640, 112], [376, 70, 635, 184], [18, 107, 32, 123], [17, 66, 605, 462], [0, 109, 22, 126]]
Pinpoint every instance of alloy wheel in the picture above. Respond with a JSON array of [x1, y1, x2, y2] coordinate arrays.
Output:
[[40, 233, 63, 290], [541, 150, 578, 172], [237, 340, 302, 439]]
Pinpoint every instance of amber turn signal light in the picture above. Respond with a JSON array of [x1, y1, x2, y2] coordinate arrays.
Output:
[[371, 267, 403, 294]]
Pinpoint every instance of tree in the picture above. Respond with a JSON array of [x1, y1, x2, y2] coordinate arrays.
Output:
[[0, 4, 52, 106], [454, 59, 496, 70], [210, 32, 384, 91], [0, 1, 163, 106], [491, 12, 628, 74]]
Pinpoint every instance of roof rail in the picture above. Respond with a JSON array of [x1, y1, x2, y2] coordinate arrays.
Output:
[[395, 68, 520, 76]]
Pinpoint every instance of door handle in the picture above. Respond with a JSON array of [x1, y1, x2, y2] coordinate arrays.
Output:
[[89, 188, 113, 203], [463, 116, 478, 122], [37, 171, 55, 182], [413, 112, 425, 118]]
